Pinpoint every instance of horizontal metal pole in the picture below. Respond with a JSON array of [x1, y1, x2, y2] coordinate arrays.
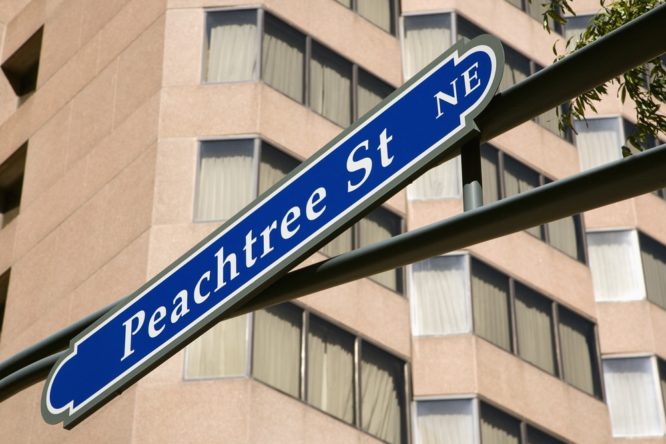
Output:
[[234, 143, 666, 314], [0, 352, 64, 402], [0, 299, 127, 381], [2, 143, 665, 402], [476, 2, 666, 141], [0, 4, 664, 399]]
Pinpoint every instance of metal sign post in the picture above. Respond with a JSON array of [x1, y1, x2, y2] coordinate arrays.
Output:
[[41, 35, 504, 428]]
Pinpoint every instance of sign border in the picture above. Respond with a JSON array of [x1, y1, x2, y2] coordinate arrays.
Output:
[[42, 35, 505, 428]]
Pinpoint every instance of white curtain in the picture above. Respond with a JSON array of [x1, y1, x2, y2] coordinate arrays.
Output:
[[603, 357, 665, 437], [503, 158, 541, 238], [415, 399, 476, 444], [206, 11, 258, 82], [499, 48, 529, 92], [258, 143, 299, 195], [320, 227, 353, 257], [480, 405, 520, 444], [195, 140, 254, 222], [357, 73, 391, 118], [564, 15, 593, 48], [310, 48, 351, 127], [403, 14, 452, 80], [547, 216, 579, 259], [515, 286, 556, 374], [252, 305, 302, 397], [358, 211, 400, 291], [361, 344, 404, 444], [535, 107, 561, 135], [307, 317, 354, 423], [410, 255, 471, 336], [407, 158, 461, 200], [587, 230, 646, 301], [639, 235, 666, 309], [472, 262, 511, 351], [185, 315, 248, 378], [262, 19, 304, 102], [558, 310, 595, 395], [574, 118, 623, 170], [480, 146, 499, 204], [528, 0, 549, 22], [357, 0, 392, 32]]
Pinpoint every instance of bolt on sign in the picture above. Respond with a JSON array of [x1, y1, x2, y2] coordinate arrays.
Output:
[[42, 35, 504, 428]]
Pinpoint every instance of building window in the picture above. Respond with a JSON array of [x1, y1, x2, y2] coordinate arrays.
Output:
[[336, 0, 398, 34], [185, 314, 249, 378], [410, 254, 471, 335], [480, 402, 521, 444], [514, 283, 557, 375], [414, 398, 565, 444], [321, 206, 404, 294], [505, 0, 564, 33], [558, 305, 601, 395], [204, 10, 394, 126], [361, 341, 407, 443], [414, 398, 476, 444], [2, 27, 43, 103], [471, 259, 512, 352], [588, 229, 666, 310], [564, 14, 594, 48], [194, 138, 403, 292], [603, 356, 666, 437], [307, 314, 355, 423], [358, 207, 403, 292], [639, 233, 666, 309], [253, 304, 302, 397], [470, 257, 602, 396], [481, 144, 586, 262], [310, 42, 353, 127], [573, 117, 624, 170], [262, 14, 306, 102], [410, 254, 602, 396], [204, 10, 259, 82], [401, 13, 571, 201], [0, 269, 9, 338], [0, 142, 27, 228], [186, 303, 407, 443], [194, 138, 300, 222]]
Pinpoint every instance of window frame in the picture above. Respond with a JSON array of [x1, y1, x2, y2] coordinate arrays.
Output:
[[335, 0, 401, 36], [602, 354, 666, 438], [468, 255, 603, 399], [504, 0, 564, 35], [0, 268, 9, 340], [412, 396, 568, 444], [1, 27, 43, 103], [201, 7, 262, 85], [407, 253, 472, 336], [587, 228, 666, 310], [0, 142, 27, 229], [638, 231, 666, 310], [319, 205, 406, 295], [481, 144, 588, 262], [184, 302, 410, 443], [573, 115, 624, 169], [193, 136, 300, 223], [203, 8, 395, 128], [401, 11, 571, 139]]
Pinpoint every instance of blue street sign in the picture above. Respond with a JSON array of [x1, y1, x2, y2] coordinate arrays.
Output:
[[42, 35, 504, 428]]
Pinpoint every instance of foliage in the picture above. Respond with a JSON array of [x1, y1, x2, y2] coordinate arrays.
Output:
[[534, 0, 665, 152]]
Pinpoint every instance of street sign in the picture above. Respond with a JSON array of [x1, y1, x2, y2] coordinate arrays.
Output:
[[42, 35, 504, 428]]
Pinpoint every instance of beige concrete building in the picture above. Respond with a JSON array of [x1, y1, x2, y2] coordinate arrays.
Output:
[[0, 0, 664, 442]]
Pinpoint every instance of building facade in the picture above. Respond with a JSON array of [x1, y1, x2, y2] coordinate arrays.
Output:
[[0, 0, 664, 442]]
